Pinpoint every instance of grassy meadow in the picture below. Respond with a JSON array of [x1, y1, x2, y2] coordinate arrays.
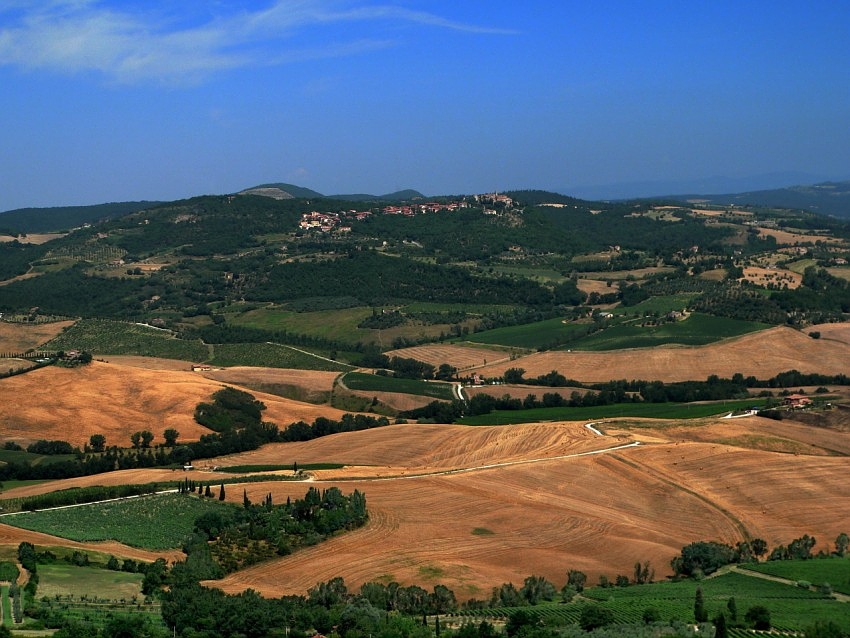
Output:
[[343, 372, 456, 400], [564, 313, 770, 351], [2, 493, 236, 550]]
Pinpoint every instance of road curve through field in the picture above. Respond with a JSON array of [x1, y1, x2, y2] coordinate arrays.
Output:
[[727, 565, 850, 603]]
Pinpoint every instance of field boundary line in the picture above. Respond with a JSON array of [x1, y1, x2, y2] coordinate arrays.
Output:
[[307, 440, 642, 483], [265, 342, 356, 368], [0, 490, 178, 517]]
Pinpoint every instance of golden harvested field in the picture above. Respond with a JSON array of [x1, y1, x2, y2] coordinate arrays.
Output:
[[0, 359, 34, 375], [576, 278, 613, 295], [0, 320, 76, 352], [0, 233, 65, 245], [205, 366, 340, 403], [0, 360, 350, 448], [757, 227, 841, 245], [348, 389, 435, 412], [2, 414, 848, 598], [809, 321, 850, 344], [201, 417, 850, 598], [0, 468, 239, 500], [464, 384, 589, 401], [210, 422, 621, 475], [476, 325, 850, 383], [385, 344, 514, 370]]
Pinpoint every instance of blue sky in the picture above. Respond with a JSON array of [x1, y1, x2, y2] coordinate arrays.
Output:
[[1, 1, 849, 210]]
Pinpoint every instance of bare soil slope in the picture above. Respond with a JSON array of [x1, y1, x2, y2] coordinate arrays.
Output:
[[0, 360, 350, 447], [476, 326, 850, 382]]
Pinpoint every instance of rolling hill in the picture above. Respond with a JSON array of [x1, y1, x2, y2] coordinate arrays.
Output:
[[663, 180, 850, 218]]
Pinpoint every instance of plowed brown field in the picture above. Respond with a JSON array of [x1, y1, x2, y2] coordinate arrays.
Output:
[[475, 325, 850, 382], [0, 360, 350, 447]]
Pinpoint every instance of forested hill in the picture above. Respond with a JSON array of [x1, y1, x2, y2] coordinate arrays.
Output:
[[0, 201, 160, 234], [661, 180, 850, 218]]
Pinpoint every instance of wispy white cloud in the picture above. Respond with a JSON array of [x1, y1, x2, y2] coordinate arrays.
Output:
[[0, 1, 513, 85]]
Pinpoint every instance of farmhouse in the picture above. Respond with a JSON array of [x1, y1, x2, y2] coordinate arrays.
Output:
[[783, 394, 813, 409]]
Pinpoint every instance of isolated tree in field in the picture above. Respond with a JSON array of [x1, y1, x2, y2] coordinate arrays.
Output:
[[750, 538, 768, 559], [140, 430, 154, 448], [503, 367, 525, 384], [130, 431, 142, 449], [218, 483, 225, 501], [745, 605, 771, 630], [727, 597, 738, 622], [519, 575, 556, 605], [566, 569, 587, 592], [634, 560, 653, 584], [694, 587, 708, 623], [89, 434, 106, 453], [435, 363, 457, 381], [642, 607, 660, 624], [579, 605, 614, 631], [788, 534, 816, 560], [163, 428, 179, 446], [834, 532, 849, 556]]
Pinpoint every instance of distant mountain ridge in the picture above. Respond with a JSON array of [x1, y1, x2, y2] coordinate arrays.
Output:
[[239, 183, 426, 202], [661, 180, 850, 218]]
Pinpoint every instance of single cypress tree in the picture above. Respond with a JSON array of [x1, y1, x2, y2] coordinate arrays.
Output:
[[714, 613, 728, 638], [727, 597, 737, 622], [694, 587, 708, 623], [219, 483, 226, 501]]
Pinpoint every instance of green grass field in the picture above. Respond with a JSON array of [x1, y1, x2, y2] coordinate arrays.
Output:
[[0, 448, 77, 467], [232, 304, 475, 346], [2, 493, 236, 550], [37, 564, 144, 601], [208, 342, 351, 371], [44, 318, 209, 361], [343, 372, 456, 400], [463, 318, 591, 349], [564, 313, 769, 351], [458, 398, 762, 425], [1, 585, 11, 627], [614, 294, 697, 316], [742, 557, 850, 595], [0, 562, 18, 583], [232, 305, 374, 343], [457, 571, 850, 632]]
